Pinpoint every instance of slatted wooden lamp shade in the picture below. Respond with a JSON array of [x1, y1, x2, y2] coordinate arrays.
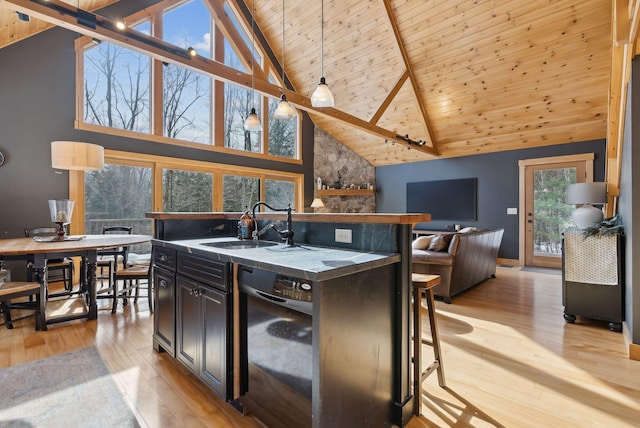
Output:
[[51, 141, 104, 171]]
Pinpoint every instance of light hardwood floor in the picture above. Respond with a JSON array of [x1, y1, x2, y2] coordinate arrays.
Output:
[[1, 268, 639, 427]]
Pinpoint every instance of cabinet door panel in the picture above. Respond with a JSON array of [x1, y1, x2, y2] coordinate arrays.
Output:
[[200, 286, 228, 399], [153, 267, 175, 355], [176, 276, 200, 373]]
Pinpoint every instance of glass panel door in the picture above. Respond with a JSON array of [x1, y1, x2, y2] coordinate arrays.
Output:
[[525, 161, 586, 268]]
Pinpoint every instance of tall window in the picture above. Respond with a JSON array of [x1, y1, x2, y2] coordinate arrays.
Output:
[[163, 169, 213, 212], [163, 64, 211, 144], [265, 179, 295, 208], [223, 175, 260, 212], [83, 33, 151, 133], [79, 0, 300, 161], [84, 163, 153, 254]]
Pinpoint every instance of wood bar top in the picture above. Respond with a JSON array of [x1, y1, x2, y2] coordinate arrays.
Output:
[[145, 212, 431, 224]]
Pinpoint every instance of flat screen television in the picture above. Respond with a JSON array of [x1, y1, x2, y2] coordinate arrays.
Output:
[[406, 178, 477, 221]]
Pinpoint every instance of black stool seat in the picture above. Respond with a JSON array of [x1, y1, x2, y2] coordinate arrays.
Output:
[[412, 273, 446, 416]]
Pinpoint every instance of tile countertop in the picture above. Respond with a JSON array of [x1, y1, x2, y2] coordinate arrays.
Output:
[[154, 237, 400, 282]]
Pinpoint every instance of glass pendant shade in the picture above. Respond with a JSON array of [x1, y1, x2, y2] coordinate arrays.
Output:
[[244, 107, 263, 131], [273, 94, 296, 120], [311, 77, 334, 107]]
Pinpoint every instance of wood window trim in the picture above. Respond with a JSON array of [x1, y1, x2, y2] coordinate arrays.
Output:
[[517, 153, 596, 266], [69, 149, 304, 234]]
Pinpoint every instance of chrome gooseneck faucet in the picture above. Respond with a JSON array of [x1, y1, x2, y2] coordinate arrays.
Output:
[[251, 202, 295, 246]]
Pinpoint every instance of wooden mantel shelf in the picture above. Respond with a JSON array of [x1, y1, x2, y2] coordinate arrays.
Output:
[[318, 189, 375, 196]]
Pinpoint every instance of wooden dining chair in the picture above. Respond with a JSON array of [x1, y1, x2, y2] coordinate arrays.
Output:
[[25, 227, 75, 297], [95, 226, 132, 312], [0, 281, 42, 330], [113, 262, 153, 313]]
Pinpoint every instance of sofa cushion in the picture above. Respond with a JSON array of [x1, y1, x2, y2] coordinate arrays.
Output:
[[412, 249, 454, 266], [459, 227, 477, 233], [427, 234, 453, 252], [412, 235, 435, 250]]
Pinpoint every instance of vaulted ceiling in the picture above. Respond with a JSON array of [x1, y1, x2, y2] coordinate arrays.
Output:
[[1, 0, 639, 198]]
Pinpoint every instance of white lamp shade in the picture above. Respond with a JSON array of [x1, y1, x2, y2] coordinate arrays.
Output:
[[244, 108, 263, 131], [272, 95, 297, 120], [565, 182, 607, 204], [310, 77, 334, 107], [310, 198, 324, 208], [566, 182, 607, 229], [51, 141, 104, 171]]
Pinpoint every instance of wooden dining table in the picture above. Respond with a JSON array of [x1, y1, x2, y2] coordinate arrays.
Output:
[[0, 234, 152, 330]]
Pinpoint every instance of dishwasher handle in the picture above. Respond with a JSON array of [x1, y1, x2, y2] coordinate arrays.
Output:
[[256, 290, 286, 303], [240, 282, 313, 316]]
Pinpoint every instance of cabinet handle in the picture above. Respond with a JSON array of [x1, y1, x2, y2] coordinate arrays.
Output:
[[159, 254, 168, 262], [159, 279, 168, 288]]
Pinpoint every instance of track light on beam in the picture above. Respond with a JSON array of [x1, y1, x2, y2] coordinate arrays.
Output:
[[16, 12, 30, 22]]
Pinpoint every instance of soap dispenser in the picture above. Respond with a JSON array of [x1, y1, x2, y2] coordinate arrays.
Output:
[[238, 207, 254, 240]]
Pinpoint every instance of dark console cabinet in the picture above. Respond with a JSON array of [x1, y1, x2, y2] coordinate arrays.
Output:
[[562, 228, 623, 332]]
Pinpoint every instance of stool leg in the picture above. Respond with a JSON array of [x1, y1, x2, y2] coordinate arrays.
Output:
[[413, 286, 422, 416], [424, 289, 446, 387]]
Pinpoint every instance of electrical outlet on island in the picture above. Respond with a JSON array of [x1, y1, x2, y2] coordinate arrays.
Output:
[[335, 228, 353, 243]]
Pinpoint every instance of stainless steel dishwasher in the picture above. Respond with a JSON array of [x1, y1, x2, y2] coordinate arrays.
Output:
[[238, 266, 313, 428]]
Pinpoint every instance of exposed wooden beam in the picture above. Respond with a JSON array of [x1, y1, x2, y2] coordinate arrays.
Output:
[[606, 0, 640, 215], [1, 0, 437, 156], [206, 0, 266, 80], [370, 70, 408, 126], [379, 0, 437, 153]]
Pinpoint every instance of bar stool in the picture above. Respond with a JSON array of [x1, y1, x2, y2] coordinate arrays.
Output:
[[412, 272, 446, 416]]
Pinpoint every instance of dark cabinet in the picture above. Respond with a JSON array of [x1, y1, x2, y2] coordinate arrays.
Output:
[[153, 266, 175, 355], [176, 253, 231, 400], [562, 228, 623, 332], [153, 246, 177, 355]]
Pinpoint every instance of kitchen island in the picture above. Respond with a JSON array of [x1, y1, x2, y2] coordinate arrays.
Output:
[[147, 212, 430, 428]]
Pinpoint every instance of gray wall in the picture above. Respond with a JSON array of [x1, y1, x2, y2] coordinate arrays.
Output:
[[0, 1, 315, 241], [618, 57, 640, 343], [376, 141, 606, 260]]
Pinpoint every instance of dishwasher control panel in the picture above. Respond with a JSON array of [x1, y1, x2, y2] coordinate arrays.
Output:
[[273, 275, 312, 302], [237, 266, 312, 303]]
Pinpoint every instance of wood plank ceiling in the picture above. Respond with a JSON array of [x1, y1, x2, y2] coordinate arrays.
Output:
[[0, 1, 638, 195]]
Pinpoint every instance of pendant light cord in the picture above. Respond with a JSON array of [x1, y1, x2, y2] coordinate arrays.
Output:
[[251, 0, 255, 108], [321, 0, 324, 78], [282, 0, 285, 90]]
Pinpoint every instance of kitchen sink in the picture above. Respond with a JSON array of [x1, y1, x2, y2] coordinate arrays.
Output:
[[201, 240, 279, 250]]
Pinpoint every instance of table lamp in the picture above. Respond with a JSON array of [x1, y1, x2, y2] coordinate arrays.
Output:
[[565, 182, 607, 229], [310, 198, 324, 212], [48, 199, 75, 240]]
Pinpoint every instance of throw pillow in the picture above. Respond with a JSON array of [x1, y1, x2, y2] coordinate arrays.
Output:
[[412, 235, 434, 250], [459, 227, 478, 233], [427, 234, 453, 252]]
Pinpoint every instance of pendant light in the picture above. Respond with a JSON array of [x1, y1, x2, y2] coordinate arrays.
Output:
[[244, 0, 263, 131], [273, 0, 296, 120], [50, 0, 105, 172], [311, 0, 334, 107]]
